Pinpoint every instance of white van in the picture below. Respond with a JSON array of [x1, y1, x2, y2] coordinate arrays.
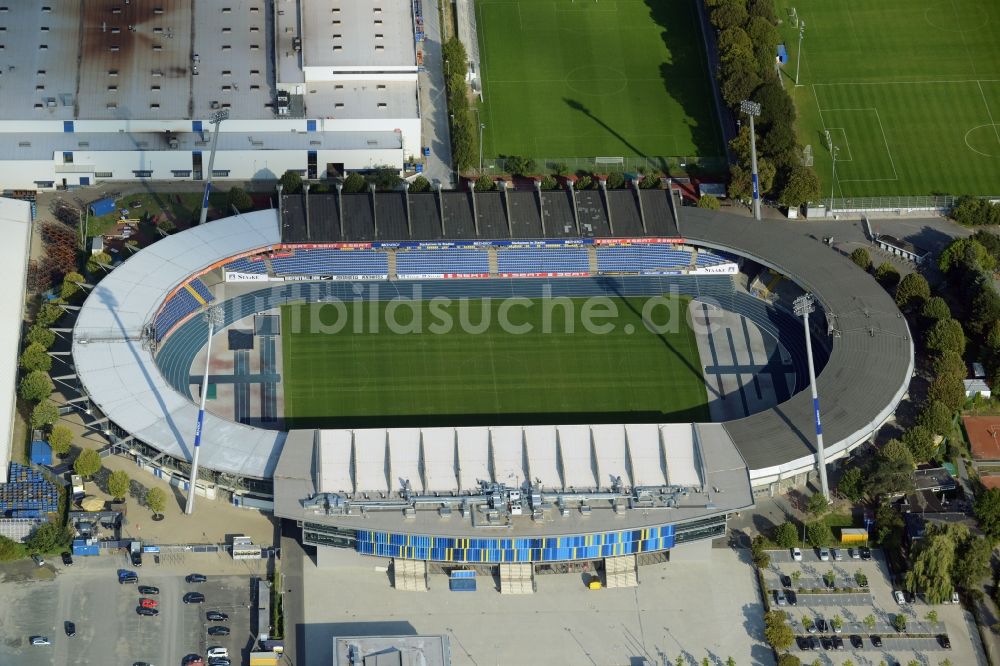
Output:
[[207, 647, 229, 659]]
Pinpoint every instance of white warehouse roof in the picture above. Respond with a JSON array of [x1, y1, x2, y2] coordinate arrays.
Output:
[[0, 198, 32, 484]]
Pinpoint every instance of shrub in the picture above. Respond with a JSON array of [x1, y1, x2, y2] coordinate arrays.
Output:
[[697, 195, 721, 210], [774, 521, 798, 549], [0, 535, 26, 561], [504, 156, 536, 176], [475, 175, 495, 191], [26, 325, 55, 349], [227, 187, 253, 212], [342, 173, 367, 193], [36, 303, 64, 328], [575, 175, 593, 190], [30, 402, 59, 429], [20, 344, 52, 373], [540, 175, 558, 191], [371, 166, 403, 191], [19, 370, 53, 402], [850, 248, 872, 271], [639, 173, 662, 189], [25, 522, 72, 553], [606, 172, 626, 189], [279, 170, 303, 194], [158, 218, 176, 234], [409, 176, 431, 193], [86, 251, 112, 274], [60, 272, 86, 301]]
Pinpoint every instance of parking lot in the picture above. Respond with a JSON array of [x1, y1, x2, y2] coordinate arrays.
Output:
[[764, 547, 986, 665], [0, 549, 267, 666]]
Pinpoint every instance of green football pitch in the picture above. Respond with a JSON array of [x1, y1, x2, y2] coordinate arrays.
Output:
[[474, 0, 724, 163], [776, 0, 1000, 197], [280, 297, 709, 428]]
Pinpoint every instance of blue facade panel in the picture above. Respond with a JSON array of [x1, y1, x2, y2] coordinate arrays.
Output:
[[63, 121, 74, 133], [306, 120, 317, 132], [193, 121, 203, 132]]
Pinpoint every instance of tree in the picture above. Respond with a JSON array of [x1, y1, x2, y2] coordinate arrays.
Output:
[[60, 271, 86, 300], [475, 175, 495, 191], [728, 160, 776, 200], [710, 0, 749, 31], [26, 325, 55, 349], [921, 297, 951, 326], [926, 319, 966, 356], [0, 535, 26, 562], [905, 525, 958, 603], [970, 283, 1000, 336], [895, 273, 930, 310], [880, 438, 915, 467], [342, 173, 367, 193], [697, 195, 720, 210], [950, 196, 1000, 226], [874, 262, 900, 289], [717, 27, 753, 64], [938, 237, 994, 274], [838, 467, 865, 502], [502, 156, 535, 176], [875, 501, 904, 548], [927, 374, 966, 412], [726, 657, 736, 666], [47, 424, 73, 457], [892, 614, 907, 632], [751, 534, 770, 568], [807, 521, 833, 547], [227, 187, 253, 212], [73, 448, 102, 479], [974, 488, 1000, 541], [932, 352, 967, 383], [917, 400, 953, 437], [807, 492, 829, 516], [764, 610, 794, 651], [866, 440, 914, 498], [30, 402, 59, 429], [972, 229, 1000, 261], [25, 522, 72, 553], [778, 165, 820, 207], [108, 470, 130, 502], [372, 166, 403, 191], [903, 425, 937, 463], [863, 614, 876, 630], [145, 486, 168, 518], [801, 615, 814, 632], [720, 60, 762, 109], [831, 615, 843, 632], [86, 251, 112, 274], [20, 343, 52, 373], [19, 370, 53, 402], [850, 248, 871, 271], [279, 170, 303, 194], [774, 522, 799, 549], [409, 176, 431, 193], [606, 172, 625, 189], [925, 610, 939, 624], [776, 656, 800, 666]]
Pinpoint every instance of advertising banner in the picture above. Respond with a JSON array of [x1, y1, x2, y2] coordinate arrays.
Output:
[[689, 263, 739, 276], [593, 237, 686, 246], [224, 272, 270, 283]]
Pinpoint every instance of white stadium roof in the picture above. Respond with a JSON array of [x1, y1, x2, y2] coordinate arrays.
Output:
[[72, 210, 286, 478], [0, 198, 32, 484]]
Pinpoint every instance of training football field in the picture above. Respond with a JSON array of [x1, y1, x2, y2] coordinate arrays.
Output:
[[280, 297, 709, 428], [474, 0, 724, 163], [777, 0, 1000, 197]]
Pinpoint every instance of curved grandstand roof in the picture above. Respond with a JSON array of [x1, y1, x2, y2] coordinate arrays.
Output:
[[71, 202, 912, 482]]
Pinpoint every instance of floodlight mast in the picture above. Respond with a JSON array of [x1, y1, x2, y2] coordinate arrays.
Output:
[[794, 294, 829, 501], [184, 306, 225, 516], [795, 21, 805, 86], [740, 100, 762, 221], [198, 109, 230, 227]]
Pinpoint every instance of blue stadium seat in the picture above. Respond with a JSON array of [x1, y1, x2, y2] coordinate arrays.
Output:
[[396, 248, 490, 276], [270, 249, 388, 276], [224, 256, 268, 274], [595, 246, 693, 274], [153, 288, 201, 341], [188, 279, 214, 302], [497, 247, 590, 275]]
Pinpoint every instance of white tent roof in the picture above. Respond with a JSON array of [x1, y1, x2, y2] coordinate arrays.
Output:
[[421, 428, 458, 493], [557, 424, 595, 490], [353, 429, 388, 493], [316, 430, 354, 493], [625, 423, 666, 486], [662, 424, 702, 487], [490, 426, 525, 486], [72, 211, 286, 478], [0, 198, 31, 484], [388, 428, 422, 493], [524, 425, 560, 489], [590, 424, 628, 490], [456, 427, 491, 491]]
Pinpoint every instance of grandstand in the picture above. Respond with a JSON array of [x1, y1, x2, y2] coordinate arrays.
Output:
[[396, 248, 490, 278], [497, 246, 590, 276], [270, 248, 389, 277]]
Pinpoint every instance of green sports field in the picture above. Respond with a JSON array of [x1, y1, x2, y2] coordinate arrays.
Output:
[[280, 297, 709, 429], [474, 0, 724, 164], [776, 0, 1000, 197]]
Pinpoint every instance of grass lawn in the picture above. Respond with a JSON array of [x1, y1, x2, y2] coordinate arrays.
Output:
[[474, 0, 724, 164], [775, 0, 1000, 197], [86, 191, 234, 238], [280, 296, 709, 428]]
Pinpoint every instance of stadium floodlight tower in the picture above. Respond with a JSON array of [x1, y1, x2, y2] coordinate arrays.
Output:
[[740, 100, 762, 221], [184, 305, 225, 515], [795, 20, 805, 86], [198, 109, 230, 227], [793, 293, 830, 502]]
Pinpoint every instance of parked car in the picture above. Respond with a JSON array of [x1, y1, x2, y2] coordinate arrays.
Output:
[[893, 590, 907, 605], [849, 548, 861, 560], [186, 573, 207, 583], [904, 591, 915, 604], [819, 547, 831, 561], [61, 552, 73, 566], [849, 635, 863, 649], [206, 611, 229, 622], [807, 636, 819, 650], [951, 591, 960, 604], [208, 658, 231, 666], [30, 636, 50, 646], [796, 636, 812, 650], [31, 554, 45, 567], [130, 550, 143, 567], [183, 592, 206, 604], [208, 626, 230, 637], [118, 569, 138, 584], [832, 548, 843, 561], [182, 656, 204, 665], [816, 618, 827, 632], [871, 635, 883, 647], [136, 607, 159, 617], [938, 634, 951, 649], [138, 585, 159, 595], [860, 547, 872, 560], [139, 598, 158, 609], [791, 547, 802, 562], [773, 589, 787, 606], [786, 590, 797, 606], [820, 637, 833, 651], [832, 635, 844, 650], [780, 574, 791, 588], [206, 647, 229, 659], [64, 621, 75, 637]]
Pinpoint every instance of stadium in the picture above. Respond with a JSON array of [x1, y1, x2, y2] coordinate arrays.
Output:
[[70, 187, 913, 573]]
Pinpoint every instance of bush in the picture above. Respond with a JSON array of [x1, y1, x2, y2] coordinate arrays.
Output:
[[639, 173, 662, 189], [227, 187, 254, 212], [409, 176, 431, 193], [342, 173, 367, 193], [372, 166, 403, 191], [697, 195, 721, 210], [157, 218, 176, 234], [30, 402, 59, 429], [279, 170, 303, 194], [25, 522, 72, 554], [475, 175, 495, 191], [86, 251, 112, 274], [60, 272, 86, 301], [807, 521, 834, 547], [751, 534, 770, 568], [19, 343, 52, 373], [504, 156, 536, 176], [606, 172, 626, 189], [764, 610, 793, 651], [850, 248, 872, 271], [807, 492, 829, 516], [950, 196, 1000, 226], [19, 370, 53, 402], [540, 175, 558, 191], [36, 303, 64, 328], [0, 535, 26, 562], [25, 325, 55, 350]]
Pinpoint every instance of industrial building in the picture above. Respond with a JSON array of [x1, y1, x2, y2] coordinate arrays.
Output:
[[0, 0, 422, 190]]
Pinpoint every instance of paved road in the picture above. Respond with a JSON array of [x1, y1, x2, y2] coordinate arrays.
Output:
[[280, 523, 306, 666], [417, 0, 455, 188]]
